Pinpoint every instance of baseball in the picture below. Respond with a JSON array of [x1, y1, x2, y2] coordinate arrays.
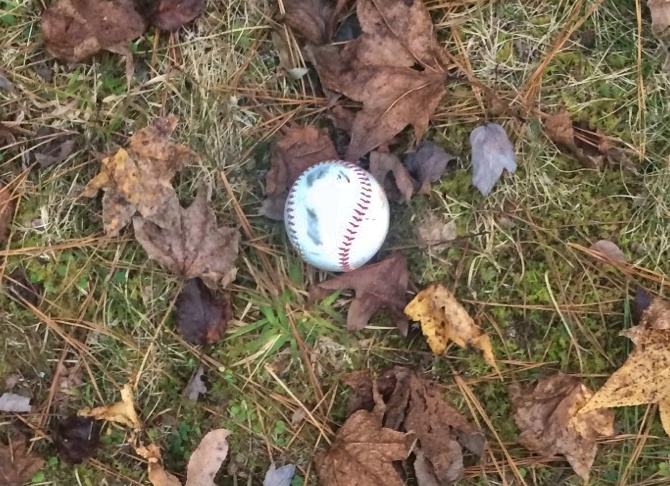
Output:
[[284, 160, 390, 272]]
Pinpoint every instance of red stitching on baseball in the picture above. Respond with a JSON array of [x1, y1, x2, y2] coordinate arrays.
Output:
[[337, 165, 374, 272]]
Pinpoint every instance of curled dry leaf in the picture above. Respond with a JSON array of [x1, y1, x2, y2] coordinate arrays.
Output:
[[369, 151, 415, 203], [0, 393, 31, 412], [53, 416, 101, 464], [145, 0, 207, 31], [509, 373, 615, 481], [175, 278, 232, 345], [309, 253, 409, 335], [316, 386, 415, 486], [81, 115, 197, 236], [589, 239, 627, 263], [41, 0, 146, 73], [135, 443, 181, 486], [469, 123, 517, 197], [404, 283, 498, 372], [262, 125, 338, 220], [578, 294, 670, 436], [184, 429, 232, 486], [281, 0, 349, 45], [78, 383, 142, 431], [0, 435, 45, 486], [306, 0, 448, 161], [133, 184, 240, 288], [648, 0, 670, 37], [404, 141, 456, 194], [343, 366, 486, 484], [544, 108, 635, 171]]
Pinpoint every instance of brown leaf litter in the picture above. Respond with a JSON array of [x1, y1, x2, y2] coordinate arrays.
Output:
[[309, 253, 409, 335], [577, 293, 670, 436], [509, 373, 615, 481], [404, 282, 499, 372], [281, 0, 349, 45], [81, 115, 198, 236], [0, 435, 45, 486], [78, 382, 142, 431], [133, 184, 240, 289], [369, 151, 415, 203], [589, 239, 627, 263], [403, 141, 456, 194], [316, 383, 416, 486], [261, 125, 338, 220], [0, 183, 16, 247], [53, 416, 101, 464], [145, 0, 207, 31], [174, 278, 232, 345], [306, 0, 450, 161], [648, 0, 670, 38], [343, 366, 486, 484], [544, 108, 635, 171], [29, 127, 76, 168]]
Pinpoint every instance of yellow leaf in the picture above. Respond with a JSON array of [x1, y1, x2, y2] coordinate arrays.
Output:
[[404, 283, 498, 372], [78, 383, 142, 431]]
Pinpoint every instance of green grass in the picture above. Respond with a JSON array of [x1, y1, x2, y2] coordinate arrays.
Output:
[[2, 0, 670, 485]]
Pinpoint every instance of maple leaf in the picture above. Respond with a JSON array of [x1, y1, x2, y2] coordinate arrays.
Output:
[[305, 0, 449, 161], [509, 373, 615, 481], [309, 254, 409, 335], [316, 386, 415, 486], [133, 184, 240, 288], [81, 115, 197, 236], [0, 435, 45, 486], [544, 108, 635, 171], [343, 366, 486, 484], [281, 0, 349, 45], [261, 125, 338, 220], [469, 123, 517, 197], [41, 0, 147, 79], [578, 295, 670, 436], [404, 282, 499, 372], [175, 278, 232, 345]]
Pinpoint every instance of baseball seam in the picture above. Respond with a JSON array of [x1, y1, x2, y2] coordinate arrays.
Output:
[[337, 163, 373, 272]]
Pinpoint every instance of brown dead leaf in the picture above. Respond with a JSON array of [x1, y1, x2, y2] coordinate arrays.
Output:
[[544, 108, 635, 171], [78, 383, 142, 431], [344, 366, 486, 484], [81, 115, 197, 236], [41, 0, 146, 69], [415, 213, 457, 251], [133, 184, 240, 288], [316, 386, 415, 486], [589, 239, 627, 263], [185, 429, 232, 486], [29, 127, 76, 168], [5, 268, 43, 307], [510, 373, 615, 481], [0, 435, 45, 486], [578, 294, 670, 436], [262, 125, 338, 220], [305, 0, 448, 161], [309, 253, 409, 335], [183, 365, 207, 401], [135, 443, 181, 486], [144, 0, 207, 31], [404, 283, 498, 371], [0, 183, 16, 247], [282, 0, 349, 45], [369, 151, 415, 203], [175, 278, 232, 345], [649, 0, 670, 37], [53, 416, 101, 464], [403, 141, 456, 194]]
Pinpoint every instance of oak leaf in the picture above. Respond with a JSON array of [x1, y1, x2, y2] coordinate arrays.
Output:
[[261, 125, 338, 220], [578, 295, 670, 436], [41, 0, 146, 72], [81, 115, 197, 236], [133, 184, 240, 288], [316, 386, 415, 486], [509, 373, 615, 481], [343, 366, 486, 484], [404, 283, 498, 372], [0, 435, 45, 486], [78, 383, 142, 431], [309, 254, 409, 335], [544, 108, 635, 171], [305, 0, 448, 161], [175, 278, 232, 345]]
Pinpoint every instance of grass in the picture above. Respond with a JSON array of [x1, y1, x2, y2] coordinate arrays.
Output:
[[2, 0, 670, 484]]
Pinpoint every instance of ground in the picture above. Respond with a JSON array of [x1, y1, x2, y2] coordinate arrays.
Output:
[[1, 0, 670, 485]]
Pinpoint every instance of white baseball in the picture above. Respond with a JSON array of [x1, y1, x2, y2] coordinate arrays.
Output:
[[284, 160, 390, 272]]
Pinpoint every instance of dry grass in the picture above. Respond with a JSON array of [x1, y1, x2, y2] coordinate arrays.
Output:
[[2, 0, 670, 485]]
